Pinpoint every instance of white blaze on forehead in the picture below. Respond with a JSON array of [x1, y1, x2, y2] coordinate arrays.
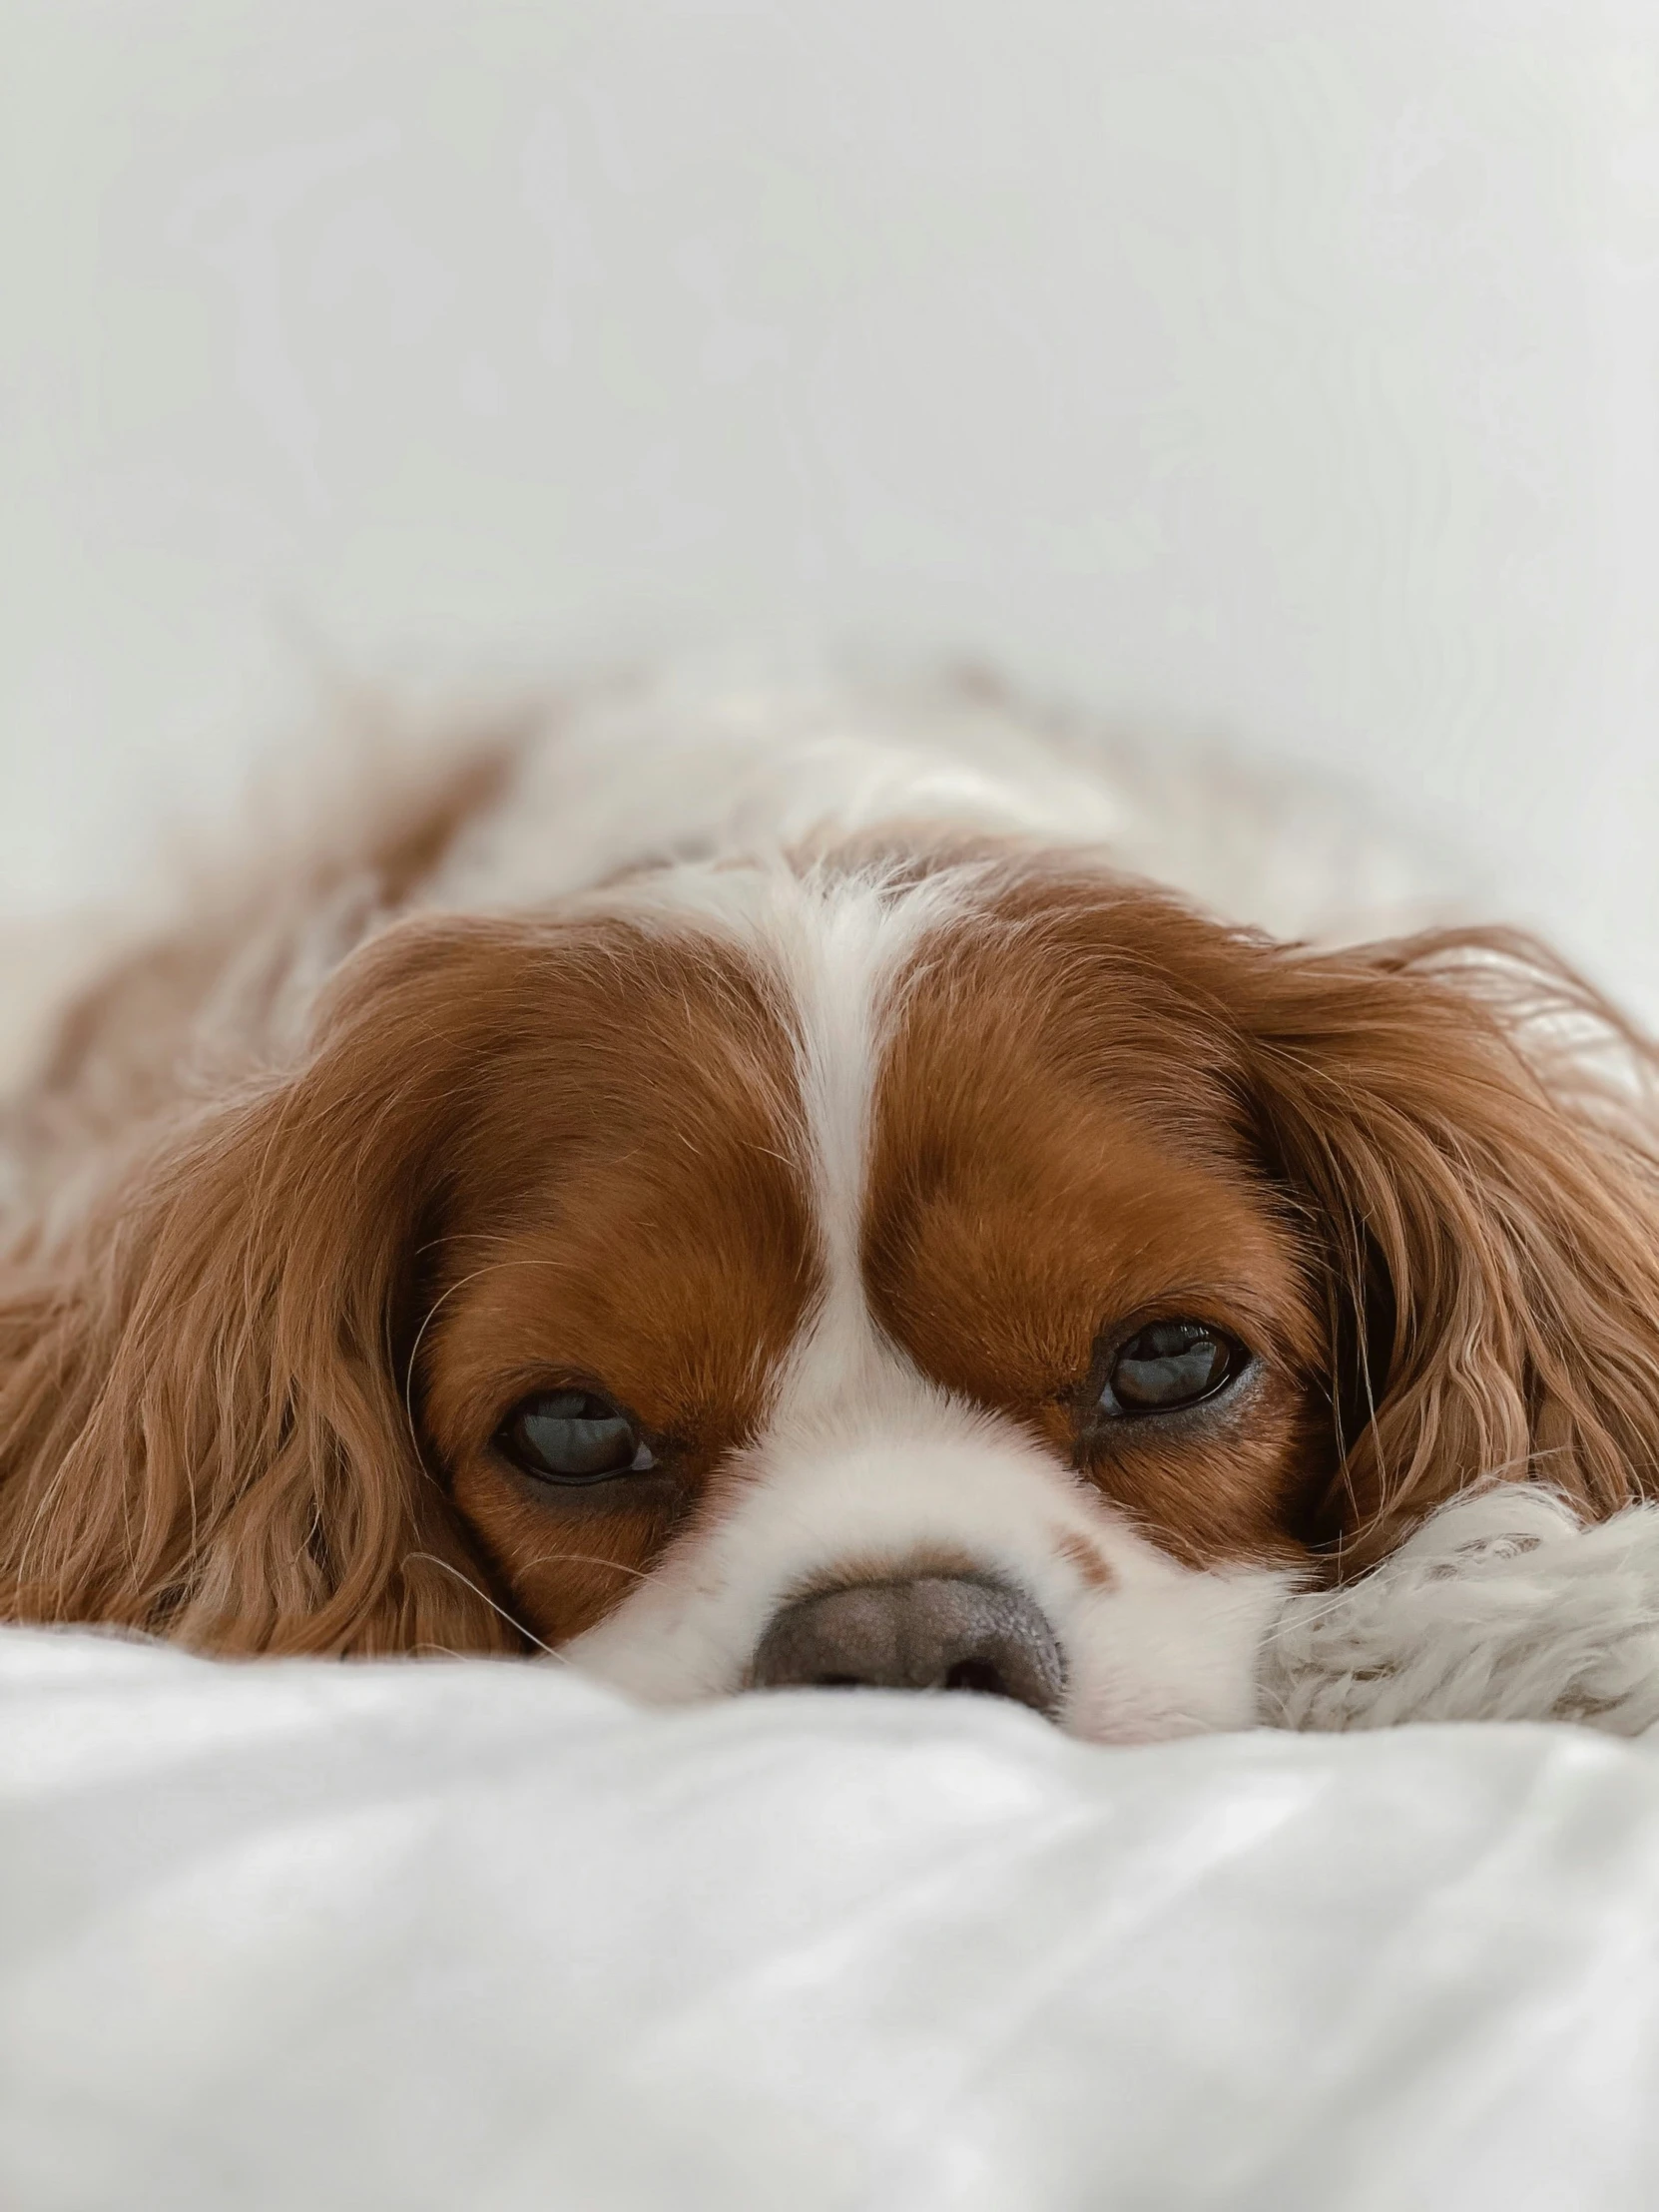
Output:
[[760, 863, 971, 1419]]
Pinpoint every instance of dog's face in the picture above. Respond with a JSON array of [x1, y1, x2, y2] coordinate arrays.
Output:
[[7, 847, 1659, 1740], [419, 871, 1325, 1738]]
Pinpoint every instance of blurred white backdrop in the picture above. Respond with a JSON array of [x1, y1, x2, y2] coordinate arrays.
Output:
[[5, 2, 1659, 1005]]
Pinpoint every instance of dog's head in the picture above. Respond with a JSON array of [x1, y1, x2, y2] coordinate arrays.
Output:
[[6, 851, 1658, 1741]]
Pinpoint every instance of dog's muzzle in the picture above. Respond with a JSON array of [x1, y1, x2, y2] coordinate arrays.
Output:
[[749, 1573, 1066, 1718]]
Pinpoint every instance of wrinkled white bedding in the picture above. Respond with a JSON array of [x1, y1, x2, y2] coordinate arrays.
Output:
[[5, 1626, 1659, 2212]]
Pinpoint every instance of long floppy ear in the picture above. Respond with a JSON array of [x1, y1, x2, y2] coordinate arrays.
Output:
[[1242, 926, 1659, 1570], [0, 918, 534, 1655]]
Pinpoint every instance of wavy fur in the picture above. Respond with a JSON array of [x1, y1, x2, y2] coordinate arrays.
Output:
[[3, 679, 1658, 1698]]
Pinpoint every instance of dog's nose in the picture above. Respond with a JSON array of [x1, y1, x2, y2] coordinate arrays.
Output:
[[749, 1574, 1065, 1718]]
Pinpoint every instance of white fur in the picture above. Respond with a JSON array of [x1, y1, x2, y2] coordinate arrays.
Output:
[[423, 666, 1465, 946], [570, 1372, 1291, 1744], [1265, 1487, 1659, 1736]]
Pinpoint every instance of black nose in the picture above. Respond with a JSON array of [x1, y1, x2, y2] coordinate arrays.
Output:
[[749, 1574, 1065, 1719]]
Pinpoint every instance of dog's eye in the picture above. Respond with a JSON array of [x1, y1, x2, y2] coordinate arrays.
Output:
[[1101, 1322, 1246, 1415], [496, 1390, 656, 1483]]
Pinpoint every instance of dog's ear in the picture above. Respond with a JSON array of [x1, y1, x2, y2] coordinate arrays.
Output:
[[0, 917, 540, 1654], [1242, 927, 1659, 1568]]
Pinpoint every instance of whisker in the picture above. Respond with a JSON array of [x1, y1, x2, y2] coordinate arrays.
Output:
[[518, 1550, 652, 1584], [402, 1550, 564, 1661], [400, 1256, 571, 1468]]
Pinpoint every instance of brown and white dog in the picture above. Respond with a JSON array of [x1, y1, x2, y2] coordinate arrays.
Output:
[[4, 674, 1659, 1742]]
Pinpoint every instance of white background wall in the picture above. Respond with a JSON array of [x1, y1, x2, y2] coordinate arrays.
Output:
[[6, 2, 1659, 1007]]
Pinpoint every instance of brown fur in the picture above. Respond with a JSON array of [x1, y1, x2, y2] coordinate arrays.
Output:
[[414, 925, 818, 1647], [4, 819, 1659, 1657], [0, 910, 817, 1653], [877, 869, 1659, 1572], [866, 877, 1330, 1570]]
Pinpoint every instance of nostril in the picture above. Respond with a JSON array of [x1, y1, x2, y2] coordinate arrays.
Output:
[[750, 1573, 1067, 1719]]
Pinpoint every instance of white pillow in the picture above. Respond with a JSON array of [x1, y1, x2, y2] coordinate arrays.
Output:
[[5, 1621, 1659, 2211]]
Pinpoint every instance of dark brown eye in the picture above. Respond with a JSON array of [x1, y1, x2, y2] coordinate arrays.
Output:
[[1101, 1323, 1247, 1416], [496, 1390, 656, 1484]]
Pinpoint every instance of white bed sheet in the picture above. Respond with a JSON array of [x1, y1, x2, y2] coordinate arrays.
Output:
[[3, 1625, 1657, 2212]]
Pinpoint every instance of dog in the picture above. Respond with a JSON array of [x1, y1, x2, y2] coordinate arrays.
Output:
[[4, 672, 1658, 1743]]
